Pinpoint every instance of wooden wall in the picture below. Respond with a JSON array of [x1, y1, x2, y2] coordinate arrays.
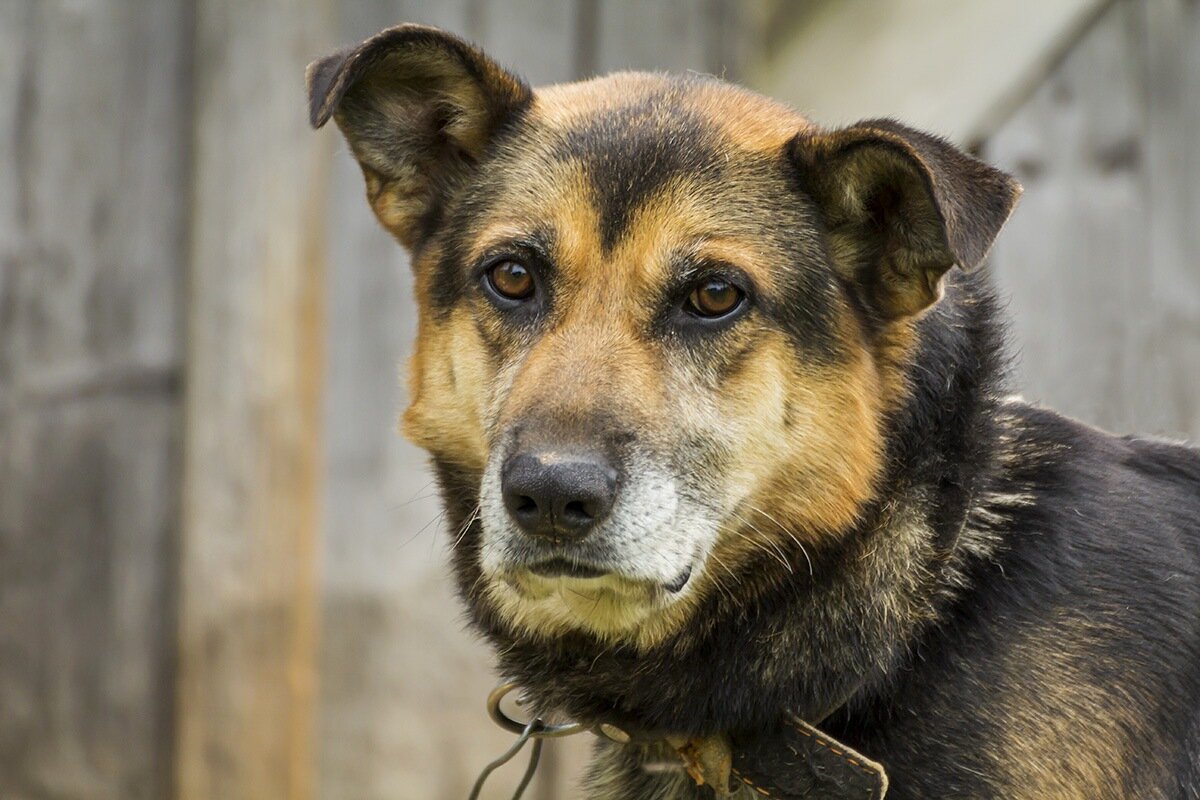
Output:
[[0, 0, 332, 797], [0, 1, 190, 797], [984, 0, 1200, 441]]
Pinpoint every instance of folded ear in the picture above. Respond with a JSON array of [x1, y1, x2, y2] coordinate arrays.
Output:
[[792, 120, 1021, 320], [307, 24, 532, 247]]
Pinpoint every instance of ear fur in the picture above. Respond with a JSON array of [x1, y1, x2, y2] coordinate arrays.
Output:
[[793, 119, 1021, 319], [306, 24, 532, 246]]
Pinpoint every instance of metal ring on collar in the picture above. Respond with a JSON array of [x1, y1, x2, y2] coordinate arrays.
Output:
[[486, 682, 590, 739]]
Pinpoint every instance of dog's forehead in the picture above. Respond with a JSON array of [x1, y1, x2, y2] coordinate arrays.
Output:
[[466, 74, 812, 289], [533, 72, 808, 149]]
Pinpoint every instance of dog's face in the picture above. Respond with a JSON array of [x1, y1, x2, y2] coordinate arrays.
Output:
[[309, 26, 1019, 647]]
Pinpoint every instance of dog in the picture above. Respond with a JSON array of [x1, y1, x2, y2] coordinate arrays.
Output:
[[308, 24, 1200, 799]]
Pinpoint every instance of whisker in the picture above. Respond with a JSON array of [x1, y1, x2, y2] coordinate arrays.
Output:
[[705, 552, 741, 604], [748, 504, 814, 578], [389, 489, 442, 510], [725, 510, 793, 574], [396, 508, 446, 550], [452, 504, 482, 548]]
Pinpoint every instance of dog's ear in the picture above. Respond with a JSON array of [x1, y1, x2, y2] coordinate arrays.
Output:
[[307, 24, 532, 247], [792, 120, 1021, 319]]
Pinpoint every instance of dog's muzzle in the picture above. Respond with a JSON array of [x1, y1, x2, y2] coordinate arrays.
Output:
[[500, 448, 618, 544], [477, 429, 722, 638]]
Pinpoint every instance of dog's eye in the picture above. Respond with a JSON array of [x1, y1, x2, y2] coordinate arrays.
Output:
[[686, 278, 744, 318], [486, 261, 535, 301]]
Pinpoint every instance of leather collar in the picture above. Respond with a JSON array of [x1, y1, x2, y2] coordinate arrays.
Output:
[[666, 716, 888, 799], [485, 681, 888, 799]]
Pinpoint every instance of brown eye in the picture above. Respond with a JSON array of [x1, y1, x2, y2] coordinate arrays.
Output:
[[687, 278, 744, 318], [486, 260, 535, 301]]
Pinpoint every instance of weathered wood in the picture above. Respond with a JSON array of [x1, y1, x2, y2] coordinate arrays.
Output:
[[1136, 0, 1200, 438], [751, 0, 1108, 146], [984, 0, 1199, 441], [0, 0, 190, 798], [176, 2, 331, 799]]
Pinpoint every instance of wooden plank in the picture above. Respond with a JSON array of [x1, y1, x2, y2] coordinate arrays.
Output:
[[0, 0, 190, 798], [1135, 0, 1200, 438], [751, 0, 1107, 146], [0, 398, 179, 799], [176, 2, 331, 798], [982, 0, 1200, 439]]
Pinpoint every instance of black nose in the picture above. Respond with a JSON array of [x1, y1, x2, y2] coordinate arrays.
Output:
[[501, 450, 618, 542]]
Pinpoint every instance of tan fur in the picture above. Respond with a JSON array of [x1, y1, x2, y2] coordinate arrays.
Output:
[[991, 620, 1168, 800], [535, 71, 811, 155], [402, 240, 494, 471]]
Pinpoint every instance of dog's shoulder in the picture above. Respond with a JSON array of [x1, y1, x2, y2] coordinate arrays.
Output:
[[995, 398, 1200, 524], [853, 400, 1200, 799], [985, 399, 1200, 594]]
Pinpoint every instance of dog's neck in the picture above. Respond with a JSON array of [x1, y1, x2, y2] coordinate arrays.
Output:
[[439, 271, 1010, 736]]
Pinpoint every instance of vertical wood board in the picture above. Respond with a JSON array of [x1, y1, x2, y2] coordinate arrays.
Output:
[[984, 0, 1200, 441], [0, 1, 191, 798], [177, 2, 331, 798]]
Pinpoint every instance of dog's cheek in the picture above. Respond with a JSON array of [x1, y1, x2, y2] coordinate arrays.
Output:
[[401, 311, 496, 471], [704, 332, 795, 501], [760, 342, 886, 539], [702, 323, 886, 554], [653, 330, 798, 524]]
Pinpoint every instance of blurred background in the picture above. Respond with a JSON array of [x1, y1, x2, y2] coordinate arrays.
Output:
[[0, 0, 1196, 798]]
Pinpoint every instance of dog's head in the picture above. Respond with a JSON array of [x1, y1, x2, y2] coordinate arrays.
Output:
[[309, 25, 1020, 648]]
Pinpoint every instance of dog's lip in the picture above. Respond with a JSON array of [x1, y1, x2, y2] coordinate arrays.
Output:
[[519, 558, 694, 593], [664, 563, 693, 594], [527, 557, 610, 580]]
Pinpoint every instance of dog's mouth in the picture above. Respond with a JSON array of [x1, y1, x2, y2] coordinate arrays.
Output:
[[528, 557, 609, 580], [663, 563, 693, 593], [523, 558, 694, 594]]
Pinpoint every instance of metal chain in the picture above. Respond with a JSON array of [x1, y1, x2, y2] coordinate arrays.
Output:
[[466, 719, 539, 800], [509, 738, 543, 800], [467, 683, 592, 800]]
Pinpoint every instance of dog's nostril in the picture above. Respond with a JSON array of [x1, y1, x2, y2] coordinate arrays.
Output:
[[501, 449, 617, 542], [563, 500, 592, 521]]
